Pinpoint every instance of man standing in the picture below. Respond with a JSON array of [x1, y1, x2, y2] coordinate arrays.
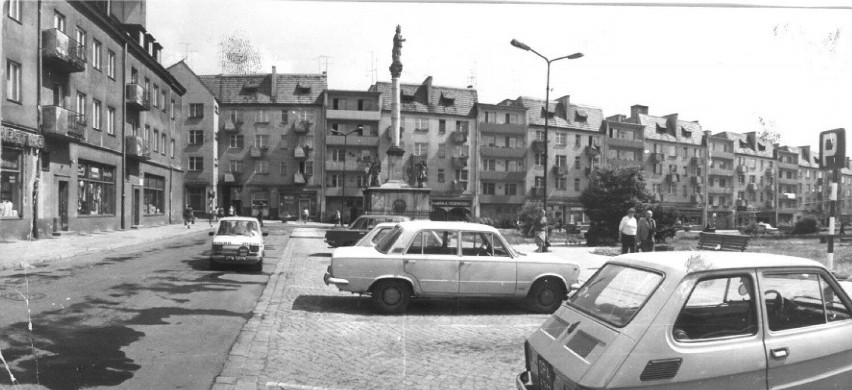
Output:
[[184, 205, 194, 229], [533, 209, 549, 253], [637, 210, 657, 252], [303, 208, 310, 223], [336, 209, 342, 226], [618, 208, 638, 254]]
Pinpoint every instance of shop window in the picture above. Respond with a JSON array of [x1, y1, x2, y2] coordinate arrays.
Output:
[[143, 174, 165, 215], [77, 160, 116, 216], [1, 149, 23, 217], [187, 187, 205, 212]]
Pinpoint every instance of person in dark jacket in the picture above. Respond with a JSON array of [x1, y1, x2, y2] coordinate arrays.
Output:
[[637, 210, 657, 252], [183, 206, 194, 229]]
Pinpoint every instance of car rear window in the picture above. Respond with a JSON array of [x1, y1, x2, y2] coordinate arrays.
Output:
[[569, 264, 663, 327], [376, 225, 403, 254]]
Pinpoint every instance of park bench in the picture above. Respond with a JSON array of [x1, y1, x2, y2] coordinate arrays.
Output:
[[697, 232, 750, 252]]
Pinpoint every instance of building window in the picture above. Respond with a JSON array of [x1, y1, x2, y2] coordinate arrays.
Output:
[[456, 121, 469, 132], [280, 110, 288, 123], [170, 100, 175, 119], [555, 176, 567, 190], [75, 27, 86, 51], [230, 160, 243, 173], [574, 156, 581, 169], [329, 174, 341, 187], [535, 131, 545, 141], [455, 169, 469, 190], [75, 92, 86, 124], [414, 143, 428, 156], [575, 134, 582, 146], [438, 169, 445, 183], [574, 178, 581, 192], [143, 174, 165, 215], [153, 130, 159, 152], [189, 157, 203, 171], [255, 160, 268, 174], [189, 104, 204, 118], [92, 99, 102, 130], [535, 176, 544, 188], [106, 107, 115, 135], [506, 113, 518, 124], [482, 182, 496, 195], [555, 132, 567, 146], [438, 119, 446, 135], [484, 112, 495, 123], [6, 60, 21, 102], [280, 161, 287, 175], [437, 143, 446, 158], [414, 118, 429, 132], [53, 11, 65, 32], [76, 160, 116, 216], [331, 149, 345, 162], [505, 183, 517, 196], [228, 134, 244, 148], [161, 133, 167, 155], [106, 50, 115, 78], [254, 134, 269, 148], [483, 159, 496, 171], [555, 155, 567, 168], [170, 139, 175, 158], [92, 39, 102, 70], [152, 85, 159, 108], [189, 130, 204, 145], [8, 0, 21, 21], [1, 149, 23, 217], [535, 153, 545, 166]]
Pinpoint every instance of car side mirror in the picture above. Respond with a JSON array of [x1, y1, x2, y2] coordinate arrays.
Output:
[[262, 232, 269, 237], [208, 232, 214, 236], [567, 283, 581, 298]]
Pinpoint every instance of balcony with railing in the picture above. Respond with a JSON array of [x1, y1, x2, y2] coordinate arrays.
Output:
[[690, 157, 704, 166], [41, 106, 85, 140], [326, 108, 381, 121], [531, 140, 546, 153], [665, 173, 681, 183], [450, 181, 468, 194], [691, 176, 704, 185], [478, 122, 527, 135], [294, 146, 308, 159], [479, 194, 526, 204], [125, 135, 150, 160], [294, 172, 306, 185], [708, 186, 734, 194], [324, 187, 365, 197], [249, 146, 263, 158], [125, 83, 151, 111], [747, 182, 758, 192], [709, 166, 734, 176], [325, 134, 379, 147], [585, 145, 601, 156], [479, 171, 526, 181], [552, 165, 569, 177], [690, 193, 704, 203], [529, 187, 545, 198], [452, 156, 469, 169], [607, 137, 644, 150], [480, 146, 526, 159], [649, 152, 664, 163], [42, 29, 87, 73], [325, 160, 370, 172], [450, 130, 468, 144], [223, 118, 241, 132]]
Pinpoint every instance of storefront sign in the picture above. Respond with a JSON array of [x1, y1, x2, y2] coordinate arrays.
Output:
[[431, 199, 472, 208], [1, 127, 45, 149]]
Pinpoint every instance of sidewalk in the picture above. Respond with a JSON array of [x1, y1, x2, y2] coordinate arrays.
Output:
[[0, 222, 215, 270]]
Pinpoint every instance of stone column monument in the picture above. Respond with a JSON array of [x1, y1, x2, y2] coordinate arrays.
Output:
[[363, 25, 431, 219]]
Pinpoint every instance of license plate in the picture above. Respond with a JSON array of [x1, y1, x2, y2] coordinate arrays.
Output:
[[226, 256, 247, 261], [537, 355, 555, 390]]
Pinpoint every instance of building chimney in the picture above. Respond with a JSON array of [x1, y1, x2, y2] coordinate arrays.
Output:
[[423, 76, 433, 104], [556, 95, 570, 117], [799, 145, 811, 161], [630, 105, 648, 119], [663, 113, 679, 132], [270, 66, 277, 101]]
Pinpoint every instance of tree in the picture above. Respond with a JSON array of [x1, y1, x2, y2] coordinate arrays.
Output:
[[758, 116, 781, 145], [579, 166, 654, 243], [219, 30, 262, 74], [517, 201, 544, 237]]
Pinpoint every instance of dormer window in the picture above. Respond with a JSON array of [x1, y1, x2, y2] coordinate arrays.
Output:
[[401, 91, 415, 103], [680, 126, 692, 138], [739, 140, 750, 149], [757, 142, 766, 152], [656, 123, 668, 134], [439, 92, 455, 106], [574, 110, 588, 122], [541, 107, 555, 119], [295, 83, 312, 94]]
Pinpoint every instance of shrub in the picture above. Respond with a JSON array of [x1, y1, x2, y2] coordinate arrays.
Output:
[[740, 222, 760, 235], [793, 218, 819, 235]]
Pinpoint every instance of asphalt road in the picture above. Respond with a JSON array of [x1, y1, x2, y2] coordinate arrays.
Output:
[[0, 222, 291, 390]]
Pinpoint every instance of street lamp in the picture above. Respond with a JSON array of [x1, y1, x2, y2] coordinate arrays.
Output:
[[331, 127, 362, 218], [510, 39, 583, 215]]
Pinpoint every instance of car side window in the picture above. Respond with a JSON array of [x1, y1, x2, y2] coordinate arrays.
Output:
[[763, 272, 830, 332], [406, 232, 425, 255], [821, 275, 852, 322], [673, 275, 757, 341], [422, 230, 458, 255], [459, 232, 510, 257], [371, 228, 390, 245]]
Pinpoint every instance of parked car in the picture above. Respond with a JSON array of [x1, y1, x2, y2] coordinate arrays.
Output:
[[208, 216, 269, 271], [517, 251, 852, 390], [324, 221, 580, 314], [353, 222, 398, 247], [324, 214, 410, 248]]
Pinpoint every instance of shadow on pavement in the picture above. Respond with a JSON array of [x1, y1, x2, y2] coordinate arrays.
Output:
[[308, 253, 332, 258], [292, 294, 535, 316]]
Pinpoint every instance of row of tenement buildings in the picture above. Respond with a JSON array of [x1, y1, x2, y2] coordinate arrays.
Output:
[[1, 0, 847, 240]]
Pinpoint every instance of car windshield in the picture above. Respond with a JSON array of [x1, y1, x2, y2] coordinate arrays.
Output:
[[217, 220, 260, 237], [569, 264, 663, 327], [375, 225, 403, 254]]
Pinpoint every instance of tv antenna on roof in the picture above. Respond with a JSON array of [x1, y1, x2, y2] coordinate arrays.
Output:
[[179, 42, 197, 65], [315, 55, 332, 75]]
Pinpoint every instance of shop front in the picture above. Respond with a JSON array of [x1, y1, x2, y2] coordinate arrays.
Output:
[[1, 127, 44, 240], [430, 198, 473, 221]]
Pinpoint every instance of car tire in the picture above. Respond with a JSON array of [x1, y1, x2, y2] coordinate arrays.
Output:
[[527, 278, 567, 313], [371, 280, 412, 314]]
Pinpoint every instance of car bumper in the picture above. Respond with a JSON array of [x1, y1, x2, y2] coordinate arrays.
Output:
[[323, 271, 349, 287], [210, 253, 262, 264], [516, 371, 534, 390]]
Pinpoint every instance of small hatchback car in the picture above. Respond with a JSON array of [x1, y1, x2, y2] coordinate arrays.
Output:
[[208, 217, 268, 271], [517, 251, 852, 390]]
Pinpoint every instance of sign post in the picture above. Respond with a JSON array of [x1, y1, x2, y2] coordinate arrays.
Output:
[[820, 128, 846, 271]]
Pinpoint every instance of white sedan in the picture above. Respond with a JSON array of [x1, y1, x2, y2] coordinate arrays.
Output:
[[324, 221, 580, 314]]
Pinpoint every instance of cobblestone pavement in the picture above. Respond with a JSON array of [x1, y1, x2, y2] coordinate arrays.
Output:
[[213, 228, 559, 390]]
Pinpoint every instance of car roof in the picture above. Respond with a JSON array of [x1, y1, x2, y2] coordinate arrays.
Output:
[[219, 217, 260, 222], [358, 215, 409, 220], [609, 251, 825, 279], [395, 220, 497, 233]]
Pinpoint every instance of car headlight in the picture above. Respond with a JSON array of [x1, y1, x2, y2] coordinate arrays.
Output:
[[212, 244, 223, 252], [249, 245, 260, 253]]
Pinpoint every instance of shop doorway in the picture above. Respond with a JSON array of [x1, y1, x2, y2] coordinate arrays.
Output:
[[58, 180, 69, 231]]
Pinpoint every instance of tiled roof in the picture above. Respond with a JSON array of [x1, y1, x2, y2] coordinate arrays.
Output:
[[638, 114, 703, 145], [167, 60, 218, 101], [498, 97, 603, 133], [198, 73, 326, 105], [714, 131, 775, 158], [370, 79, 477, 117]]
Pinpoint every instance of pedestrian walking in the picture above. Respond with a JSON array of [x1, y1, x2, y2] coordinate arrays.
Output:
[[335, 209, 342, 226], [618, 208, 638, 254], [637, 210, 657, 252], [303, 208, 310, 223], [228, 205, 235, 216], [183, 205, 194, 229], [217, 206, 225, 221], [208, 201, 216, 227], [533, 209, 549, 253]]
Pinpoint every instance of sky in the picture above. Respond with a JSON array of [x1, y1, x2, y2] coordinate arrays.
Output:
[[147, 0, 852, 150]]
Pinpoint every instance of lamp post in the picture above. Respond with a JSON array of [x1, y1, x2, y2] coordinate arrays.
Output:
[[510, 39, 582, 215], [331, 127, 362, 219]]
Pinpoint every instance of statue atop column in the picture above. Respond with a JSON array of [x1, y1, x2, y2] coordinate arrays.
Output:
[[390, 25, 405, 77]]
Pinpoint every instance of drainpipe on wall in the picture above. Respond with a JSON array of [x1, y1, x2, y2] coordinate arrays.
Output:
[[121, 42, 128, 229], [32, 0, 43, 239]]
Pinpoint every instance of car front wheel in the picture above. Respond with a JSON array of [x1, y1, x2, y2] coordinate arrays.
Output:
[[371, 280, 412, 314], [527, 278, 566, 313]]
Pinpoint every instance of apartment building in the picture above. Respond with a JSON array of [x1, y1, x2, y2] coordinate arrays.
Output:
[[199, 69, 327, 220], [168, 60, 219, 216], [369, 77, 477, 220], [322, 89, 382, 222], [713, 132, 775, 227], [1, 0, 185, 240], [475, 103, 528, 221]]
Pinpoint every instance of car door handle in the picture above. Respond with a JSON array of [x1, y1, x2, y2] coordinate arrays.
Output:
[[460, 260, 467, 265], [404, 259, 416, 264], [770, 348, 789, 359]]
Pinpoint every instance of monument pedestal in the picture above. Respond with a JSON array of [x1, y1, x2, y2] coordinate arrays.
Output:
[[364, 146, 431, 220]]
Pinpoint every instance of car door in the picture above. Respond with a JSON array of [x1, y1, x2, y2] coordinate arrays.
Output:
[[402, 229, 460, 296], [759, 269, 852, 389], [458, 231, 516, 296]]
